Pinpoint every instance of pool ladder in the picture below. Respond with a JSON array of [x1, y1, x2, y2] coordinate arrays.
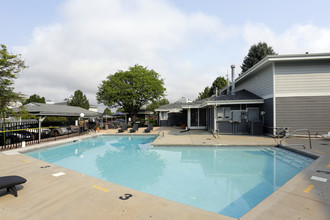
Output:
[[88, 129, 97, 137], [280, 128, 312, 149]]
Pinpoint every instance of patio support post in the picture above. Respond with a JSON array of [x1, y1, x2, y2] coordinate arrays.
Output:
[[213, 106, 217, 132], [187, 108, 191, 128]]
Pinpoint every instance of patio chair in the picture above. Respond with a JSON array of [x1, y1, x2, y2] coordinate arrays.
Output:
[[144, 123, 153, 133], [118, 124, 128, 133], [129, 123, 139, 133], [322, 131, 330, 140], [0, 175, 27, 197]]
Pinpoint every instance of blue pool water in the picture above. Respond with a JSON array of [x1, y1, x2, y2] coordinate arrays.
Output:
[[25, 135, 314, 218]]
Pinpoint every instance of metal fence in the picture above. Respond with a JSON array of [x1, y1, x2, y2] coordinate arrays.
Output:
[[0, 120, 89, 151]]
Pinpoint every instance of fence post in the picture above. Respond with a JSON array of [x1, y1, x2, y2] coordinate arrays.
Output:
[[38, 119, 41, 143], [1, 113, 5, 149], [38, 117, 46, 143]]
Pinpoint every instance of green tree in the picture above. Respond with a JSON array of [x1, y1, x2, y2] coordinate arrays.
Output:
[[103, 107, 112, 115], [197, 76, 227, 100], [24, 94, 46, 105], [146, 98, 169, 112], [0, 44, 27, 117], [241, 42, 277, 73], [67, 89, 90, 110], [210, 76, 227, 94], [115, 107, 125, 113], [16, 108, 37, 119], [97, 64, 166, 121], [197, 86, 211, 100]]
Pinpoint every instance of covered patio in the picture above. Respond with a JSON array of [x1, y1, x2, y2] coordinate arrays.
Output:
[[182, 90, 264, 134]]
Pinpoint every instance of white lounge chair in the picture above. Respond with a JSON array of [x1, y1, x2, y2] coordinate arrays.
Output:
[[322, 131, 330, 140]]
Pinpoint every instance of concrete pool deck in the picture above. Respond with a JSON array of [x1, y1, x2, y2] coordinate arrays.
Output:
[[0, 127, 329, 219]]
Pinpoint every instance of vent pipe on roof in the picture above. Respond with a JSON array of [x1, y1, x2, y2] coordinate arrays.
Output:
[[226, 74, 230, 94], [231, 65, 235, 95]]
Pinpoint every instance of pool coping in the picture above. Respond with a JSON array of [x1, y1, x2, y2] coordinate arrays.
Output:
[[1, 130, 329, 219]]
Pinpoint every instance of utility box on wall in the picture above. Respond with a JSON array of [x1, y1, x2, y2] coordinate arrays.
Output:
[[231, 110, 242, 123], [247, 108, 260, 122]]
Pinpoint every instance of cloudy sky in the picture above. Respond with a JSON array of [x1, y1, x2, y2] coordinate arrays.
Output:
[[2, 0, 330, 111]]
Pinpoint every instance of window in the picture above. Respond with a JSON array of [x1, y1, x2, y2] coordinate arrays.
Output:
[[160, 112, 168, 120], [217, 107, 231, 120]]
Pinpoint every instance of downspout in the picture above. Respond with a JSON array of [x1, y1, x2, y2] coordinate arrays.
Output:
[[272, 62, 276, 136]]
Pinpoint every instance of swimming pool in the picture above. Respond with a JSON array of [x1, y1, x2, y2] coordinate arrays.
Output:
[[24, 135, 314, 218]]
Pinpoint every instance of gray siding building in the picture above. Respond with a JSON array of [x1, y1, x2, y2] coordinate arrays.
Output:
[[235, 53, 330, 135], [156, 53, 330, 136]]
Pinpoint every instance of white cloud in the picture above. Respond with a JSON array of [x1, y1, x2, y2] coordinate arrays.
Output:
[[243, 22, 330, 54], [15, 0, 330, 110], [15, 0, 235, 106]]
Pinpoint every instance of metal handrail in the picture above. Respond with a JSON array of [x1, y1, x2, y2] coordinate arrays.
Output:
[[280, 128, 312, 149], [157, 130, 164, 137]]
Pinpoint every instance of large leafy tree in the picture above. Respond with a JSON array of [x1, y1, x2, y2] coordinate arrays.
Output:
[[24, 94, 46, 105], [67, 89, 90, 110], [146, 98, 169, 112], [97, 64, 166, 120], [0, 44, 27, 117], [197, 76, 227, 100], [241, 42, 277, 73]]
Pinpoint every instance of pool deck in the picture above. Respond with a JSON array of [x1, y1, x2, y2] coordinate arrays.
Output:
[[0, 127, 329, 220]]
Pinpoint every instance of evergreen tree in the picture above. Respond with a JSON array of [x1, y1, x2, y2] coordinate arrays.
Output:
[[197, 76, 227, 100], [67, 90, 90, 110], [103, 107, 112, 115], [24, 94, 46, 104], [241, 42, 277, 73]]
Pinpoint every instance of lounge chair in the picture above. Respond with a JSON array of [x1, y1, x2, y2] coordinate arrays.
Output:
[[129, 124, 139, 133], [0, 175, 27, 197], [118, 124, 128, 133], [144, 124, 153, 133], [322, 131, 330, 140]]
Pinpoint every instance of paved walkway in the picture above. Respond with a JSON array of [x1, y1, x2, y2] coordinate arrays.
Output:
[[0, 127, 329, 220], [100, 126, 280, 146]]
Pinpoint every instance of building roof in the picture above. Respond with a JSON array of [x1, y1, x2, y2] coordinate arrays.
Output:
[[239, 52, 330, 84], [221, 52, 330, 93], [155, 90, 263, 111], [155, 102, 185, 112], [182, 89, 263, 108], [13, 102, 101, 117], [137, 109, 153, 115]]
